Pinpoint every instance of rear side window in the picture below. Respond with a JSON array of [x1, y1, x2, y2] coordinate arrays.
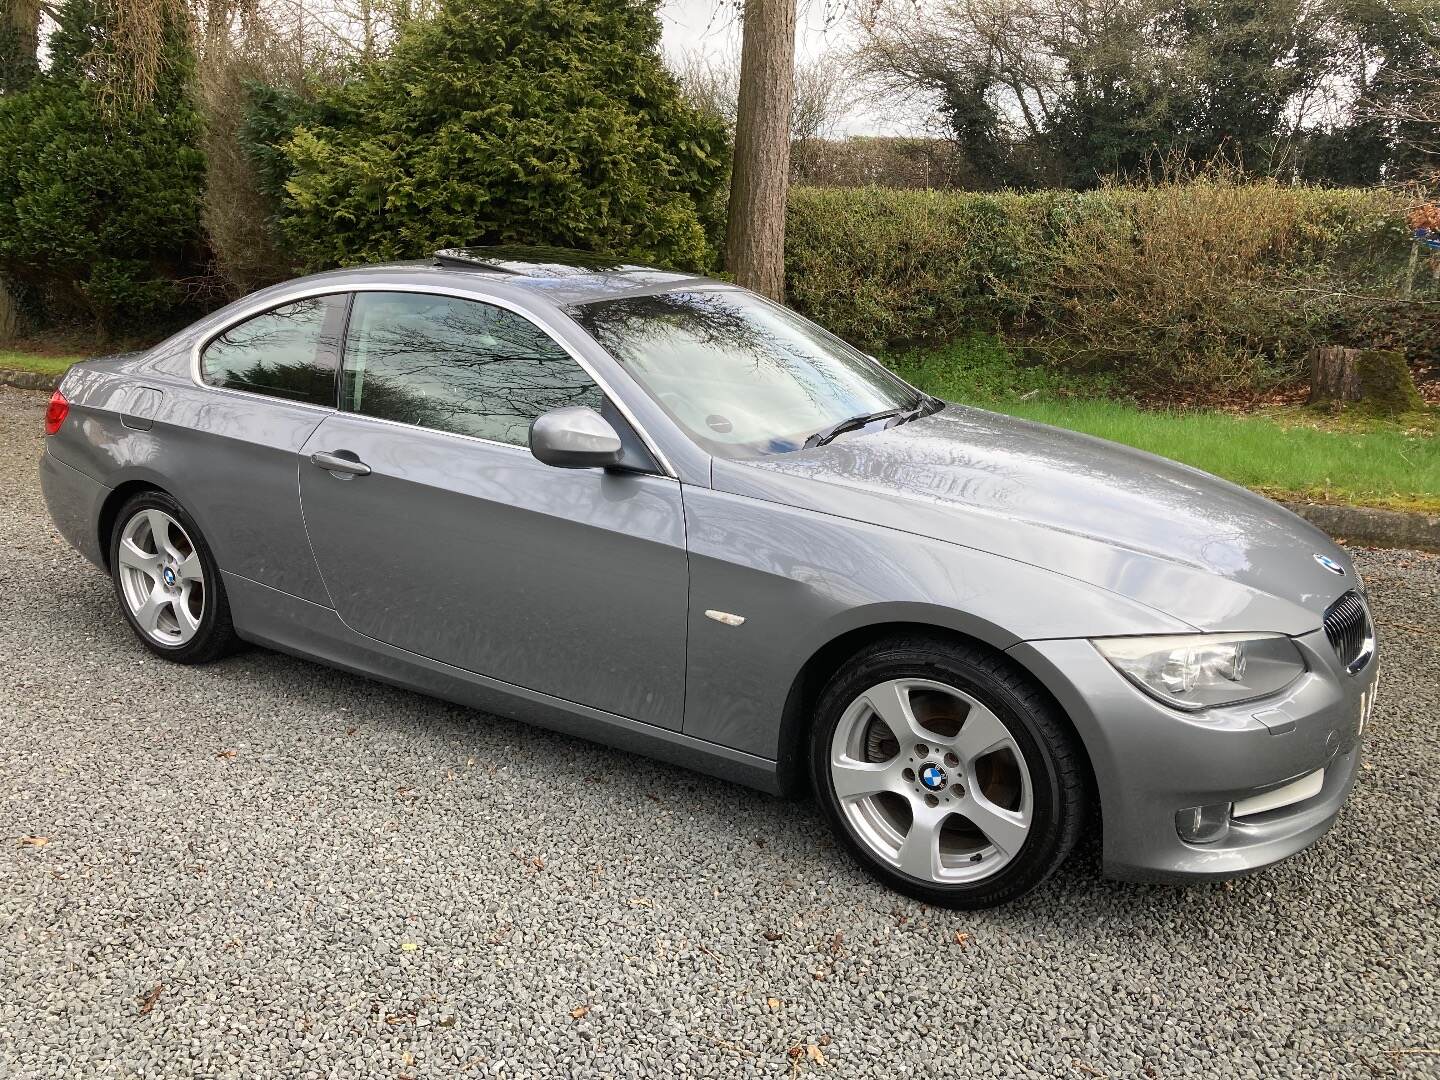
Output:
[[200, 295, 346, 407], [339, 291, 603, 445]]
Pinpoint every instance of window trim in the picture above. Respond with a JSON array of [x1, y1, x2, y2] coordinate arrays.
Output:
[[194, 292, 348, 410], [190, 282, 675, 478]]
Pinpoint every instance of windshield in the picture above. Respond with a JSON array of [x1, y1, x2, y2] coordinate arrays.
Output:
[[571, 288, 925, 457]]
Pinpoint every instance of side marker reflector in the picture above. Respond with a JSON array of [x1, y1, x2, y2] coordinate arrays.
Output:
[[704, 610, 746, 627]]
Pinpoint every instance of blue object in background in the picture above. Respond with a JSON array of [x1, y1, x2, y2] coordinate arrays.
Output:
[[1415, 227, 1440, 251]]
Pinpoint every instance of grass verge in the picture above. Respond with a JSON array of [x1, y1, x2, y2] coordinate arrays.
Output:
[[0, 348, 83, 377], [890, 336, 1440, 514]]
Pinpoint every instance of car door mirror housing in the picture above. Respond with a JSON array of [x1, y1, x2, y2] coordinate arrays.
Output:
[[529, 406, 625, 469]]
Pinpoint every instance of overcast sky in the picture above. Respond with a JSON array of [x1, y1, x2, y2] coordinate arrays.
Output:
[[658, 0, 922, 135], [658, 0, 858, 62]]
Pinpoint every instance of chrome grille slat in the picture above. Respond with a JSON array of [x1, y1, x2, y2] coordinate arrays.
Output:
[[1322, 591, 1372, 674]]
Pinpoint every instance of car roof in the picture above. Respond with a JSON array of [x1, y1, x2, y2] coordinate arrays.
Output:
[[276, 246, 715, 308]]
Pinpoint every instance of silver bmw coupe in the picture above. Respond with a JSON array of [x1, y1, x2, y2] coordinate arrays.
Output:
[[41, 248, 1378, 908]]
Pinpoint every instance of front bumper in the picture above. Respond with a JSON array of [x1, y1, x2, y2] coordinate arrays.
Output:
[[1010, 626, 1375, 882]]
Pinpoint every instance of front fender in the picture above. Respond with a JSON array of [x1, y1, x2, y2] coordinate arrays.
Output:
[[678, 485, 1192, 760]]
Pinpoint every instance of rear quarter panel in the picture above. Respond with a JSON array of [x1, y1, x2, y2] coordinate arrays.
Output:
[[50, 345, 332, 602]]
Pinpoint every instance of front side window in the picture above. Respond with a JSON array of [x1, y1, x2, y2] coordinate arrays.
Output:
[[200, 295, 345, 406], [571, 289, 924, 458], [340, 292, 603, 445]]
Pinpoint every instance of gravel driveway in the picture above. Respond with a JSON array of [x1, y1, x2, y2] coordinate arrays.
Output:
[[1, 384, 1436, 1079]]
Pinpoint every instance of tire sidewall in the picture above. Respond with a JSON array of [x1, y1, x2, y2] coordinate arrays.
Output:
[[810, 641, 1072, 909], [109, 492, 225, 662]]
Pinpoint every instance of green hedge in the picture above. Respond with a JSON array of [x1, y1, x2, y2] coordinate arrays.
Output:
[[786, 183, 1434, 389], [0, 0, 205, 338]]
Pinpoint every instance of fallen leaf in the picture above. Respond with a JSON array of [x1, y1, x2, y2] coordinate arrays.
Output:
[[18, 836, 49, 848], [346, 727, 358, 736], [400, 942, 418, 952], [137, 983, 163, 1016], [953, 931, 970, 946], [628, 897, 652, 909], [570, 1005, 590, 1020], [766, 997, 782, 1010], [807, 1044, 828, 1065], [439, 1014, 457, 1028], [762, 931, 783, 942], [401, 1051, 415, 1065], [215, 749, 237, 760]]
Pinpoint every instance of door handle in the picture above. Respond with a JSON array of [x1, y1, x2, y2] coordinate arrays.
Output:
[[310, 450, 371, 477]]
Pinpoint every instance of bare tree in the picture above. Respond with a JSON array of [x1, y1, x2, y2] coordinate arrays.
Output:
[[675, 46, 855, 143], [791, 51, 853, 141], [727, 0, 798, 302], [673, 50, 738, 129], [1360, 42, 1440, 160]]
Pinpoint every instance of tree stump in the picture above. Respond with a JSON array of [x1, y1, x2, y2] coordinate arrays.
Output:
[[1308, 346, 1364, 403], [1308, 347, 1424, 415]]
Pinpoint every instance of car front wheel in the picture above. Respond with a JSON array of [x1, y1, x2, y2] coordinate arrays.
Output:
[[810, 635, 1087, 909], [109, 491, 240, 664]]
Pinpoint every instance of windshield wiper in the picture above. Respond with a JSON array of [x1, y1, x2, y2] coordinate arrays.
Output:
[[802, 396, 937, 450], [802, 408, 903, 449]]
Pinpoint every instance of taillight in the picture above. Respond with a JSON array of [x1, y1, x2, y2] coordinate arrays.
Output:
[[44, 390, 69, 436]]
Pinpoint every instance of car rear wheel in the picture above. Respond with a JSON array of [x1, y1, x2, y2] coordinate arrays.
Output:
[[810, 635, 1087, 908], [109, 491, 239, 664]]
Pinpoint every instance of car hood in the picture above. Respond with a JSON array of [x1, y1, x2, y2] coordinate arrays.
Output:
[[713, 405, 1357, 636]]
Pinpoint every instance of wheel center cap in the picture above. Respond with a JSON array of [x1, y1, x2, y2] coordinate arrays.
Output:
[[919, 762, 948, 792], [163, 566, 177, 588]]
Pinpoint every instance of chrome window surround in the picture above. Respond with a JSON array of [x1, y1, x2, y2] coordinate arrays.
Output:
[[189, 282, 677, 478]]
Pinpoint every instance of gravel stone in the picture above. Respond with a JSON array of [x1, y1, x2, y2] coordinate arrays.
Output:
[[0, 383, 1436, 1078]]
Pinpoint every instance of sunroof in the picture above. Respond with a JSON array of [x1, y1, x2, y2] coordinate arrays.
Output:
[[433, 246, 643, 277]]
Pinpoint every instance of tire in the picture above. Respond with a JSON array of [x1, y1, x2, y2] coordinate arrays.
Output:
[[809, 634, 1086, 909], [108, 490, 240, 664]]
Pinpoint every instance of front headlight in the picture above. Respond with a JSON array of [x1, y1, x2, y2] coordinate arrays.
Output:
[[1093, 633, 1306, 711]]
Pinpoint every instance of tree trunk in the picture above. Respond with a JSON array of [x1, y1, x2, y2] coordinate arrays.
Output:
[[2, 0, 43, 84], [1308, 346, 1365, 403], [0, 279, 18, 343], [726, 0, 797, 303]]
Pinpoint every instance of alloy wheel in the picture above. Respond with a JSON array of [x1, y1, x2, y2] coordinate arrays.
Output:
[[116, 508, 206, 647], [829, 678, 1034, 884]]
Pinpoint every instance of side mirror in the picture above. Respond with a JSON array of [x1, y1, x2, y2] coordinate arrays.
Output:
[[529, 405, 624, 469]]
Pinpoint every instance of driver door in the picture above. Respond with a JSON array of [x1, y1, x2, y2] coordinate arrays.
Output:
[[297, 290, 689, 729]]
